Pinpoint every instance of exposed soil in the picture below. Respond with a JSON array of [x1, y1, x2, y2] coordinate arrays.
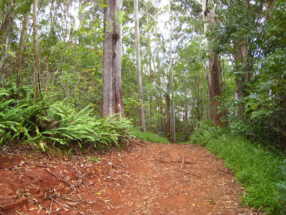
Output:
[[0, 139, 257, 215]]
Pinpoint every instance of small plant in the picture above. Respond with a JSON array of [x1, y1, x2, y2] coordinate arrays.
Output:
[[89, 157, 99, 162], [67, 148, 73, 156]]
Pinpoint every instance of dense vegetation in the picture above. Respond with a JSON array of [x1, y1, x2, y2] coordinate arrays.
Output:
[[191, 125, 286, 214], [1, 0, 286, 213]]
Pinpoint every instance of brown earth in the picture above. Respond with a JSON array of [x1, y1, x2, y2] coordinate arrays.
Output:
[[0, 140, 257, 215]]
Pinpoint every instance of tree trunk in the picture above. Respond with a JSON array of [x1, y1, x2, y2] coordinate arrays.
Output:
[[102, 0, 124, 118], [16, 7, 30, 88], [184, 100, 188, 141], [234, 42, 248, 116], [0, 0, 14, 71], [134, 0, 146, 131], [203, 0, 223, 127], [146, 0, 154, 131], [166, 93, 171, 139], [169, 1, 176, 143], [33, 0, 41, 101]]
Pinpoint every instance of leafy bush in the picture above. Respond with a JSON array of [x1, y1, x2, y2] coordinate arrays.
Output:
[[191, 125, 286, 214]]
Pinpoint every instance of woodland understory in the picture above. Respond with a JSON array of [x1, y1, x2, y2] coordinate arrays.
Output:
[[0, 0, 286, 214]]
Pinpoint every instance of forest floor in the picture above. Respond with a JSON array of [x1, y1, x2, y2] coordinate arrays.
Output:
[[0, 139, 259, 215]]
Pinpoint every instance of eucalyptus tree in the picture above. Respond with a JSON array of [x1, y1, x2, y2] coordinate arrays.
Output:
[[134, 0, 146, 132], [16, 1, 32, 88], [169, 0, 176, 143], [33, 0, 41, 100], [102, 0, 125, 117], [202, 0, 223, 127]]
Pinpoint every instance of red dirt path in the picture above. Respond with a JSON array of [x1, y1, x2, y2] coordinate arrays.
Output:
[[0, 140, 256, 215]]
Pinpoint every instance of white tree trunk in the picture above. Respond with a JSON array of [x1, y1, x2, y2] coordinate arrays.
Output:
[[33, 0, 41, 101], [134, 0, 146, 132], [169, 0, 176, 143]]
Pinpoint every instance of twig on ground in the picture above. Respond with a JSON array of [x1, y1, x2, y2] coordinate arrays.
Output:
[[48, 197, 84, 215], [48, 199, 53, 215], [24, 171, 43, 182], [45, 168, 60, 181]]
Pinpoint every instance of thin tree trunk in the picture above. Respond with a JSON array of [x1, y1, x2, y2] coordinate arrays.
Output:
[[33, 0, 41, 101], [102, 0, 124, 118], [166, 93, 171, 139], [169, 1, 176, 143], [146, 0, 154, 131], [184, 100, 188, 141], [16, 7, 30, 88], [134, 0, 146, 132]]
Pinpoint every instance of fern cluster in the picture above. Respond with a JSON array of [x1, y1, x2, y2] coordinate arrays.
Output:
[[0, 86, 132, 150]]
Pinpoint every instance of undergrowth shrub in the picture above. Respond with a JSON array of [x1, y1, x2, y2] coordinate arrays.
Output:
[[43, 102, 132, 149], [191, 124, 286, 214], [0, 86, 132, 150]]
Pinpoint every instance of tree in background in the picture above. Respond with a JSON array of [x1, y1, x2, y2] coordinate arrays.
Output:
[[33, 0, 41, 100], [134, 0, 146, 132], [203, 0, 223, 127]]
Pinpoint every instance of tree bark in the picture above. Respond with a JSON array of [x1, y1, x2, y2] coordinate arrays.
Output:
[[0, 0, 14, 70], [166, 93, 171, 139], [203, 0, 223, 127], [16, 7, 31, 88], [234, 42, 248, 116], [134, 0, 146, 131], [33, 0, 41, 101], [169, 1, 176, 143], [184, 100, 188, 141], [102, 0, 124, 118], [146, 0, 154, 131]]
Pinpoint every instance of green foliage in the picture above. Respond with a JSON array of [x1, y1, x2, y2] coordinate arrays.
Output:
[[0, 86, 131, 150], [191, 125, 286, 214], [277, 160, 286, 214], [43, 102, 132, 148], [130, 128, 169, 144]]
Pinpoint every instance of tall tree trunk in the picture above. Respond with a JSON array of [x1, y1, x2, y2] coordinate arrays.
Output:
[[166, 93, 171, 139], [134, 0, 146, 132], [234, 42, 248, 116], [169, 1, 176, 143], [102, 0, 124, 118], [154, 23, 164, 134], [16, 7, 31, 88], [146, 0, 154, 131], [33, 0, 41, 101], [203, 0, 223, 127], [184, 99, 188, 141], [0, 0, 14, 70]]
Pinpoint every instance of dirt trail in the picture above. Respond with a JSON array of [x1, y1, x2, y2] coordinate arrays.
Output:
[[0, 141, 255, 215]]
